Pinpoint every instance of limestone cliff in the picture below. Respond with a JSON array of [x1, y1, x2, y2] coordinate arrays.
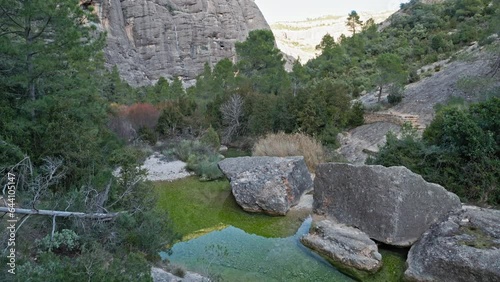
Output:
[[92, 0, 269, 86]]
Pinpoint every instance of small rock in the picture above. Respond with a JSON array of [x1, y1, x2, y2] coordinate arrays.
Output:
[[301, 219, 382, 280]]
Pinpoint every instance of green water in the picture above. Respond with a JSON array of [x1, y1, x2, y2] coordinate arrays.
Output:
[[156, 177, 310, 238], [156, 177, 407, 281], [161, 217, 354, 281]]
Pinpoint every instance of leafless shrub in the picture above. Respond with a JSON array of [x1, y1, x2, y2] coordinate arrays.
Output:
[[220, 94, 244, 144]]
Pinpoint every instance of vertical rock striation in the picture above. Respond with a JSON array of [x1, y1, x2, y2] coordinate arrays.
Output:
[[93, 0, 270, 86]]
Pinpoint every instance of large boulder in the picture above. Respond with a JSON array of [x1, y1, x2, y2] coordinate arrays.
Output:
[[218, 156, 313, 215], [301, 219, 382, 280], [314, 163, 461, 246], [405, 206, 500, 282]]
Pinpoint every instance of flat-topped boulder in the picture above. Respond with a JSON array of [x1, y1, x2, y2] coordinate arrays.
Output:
[[314, 163, 461, 246], [301, 219, 382, 280], [405, 206, 500, 282], [218, 156, 313, 215]]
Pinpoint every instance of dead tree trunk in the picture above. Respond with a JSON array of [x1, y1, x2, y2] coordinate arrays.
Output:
[[0, 207, 122, 221]]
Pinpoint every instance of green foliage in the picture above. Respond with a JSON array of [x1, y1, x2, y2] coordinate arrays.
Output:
[[408, 68, 420, 83], [36, 229, 80, 254], [295, 79, 353, 145], [200, 126, 221, 150], [138, 127, 158, 145], [0, 0, 119, 186], [346, 10, 363, 35], [174, 140, 223, 180], [374, 53, 407, 102], [235, 30, 290, 94], [349, 101, 365, 127], [16, 250, 153, 282], [371, 98, 500, 206], [387, 84, 404, 105]]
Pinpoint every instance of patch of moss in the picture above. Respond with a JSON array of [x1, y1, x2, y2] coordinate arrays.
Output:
[[459, 225, 500, 249], [364, 249, 407, 282], [155, 177, 309, 238]]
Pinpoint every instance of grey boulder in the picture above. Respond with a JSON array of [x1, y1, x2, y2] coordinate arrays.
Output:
[[301, 219, 382, 280], [218, 156, 313, 215], [314, 163, 461, 246], [151, 267, 210, 282], [405, 206, 500, 282]]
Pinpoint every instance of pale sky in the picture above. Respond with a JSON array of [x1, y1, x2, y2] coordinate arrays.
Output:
[[254, 0, 409, 23]]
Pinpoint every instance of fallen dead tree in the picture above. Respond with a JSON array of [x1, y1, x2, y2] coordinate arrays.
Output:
[[0, 207, 122, 221]]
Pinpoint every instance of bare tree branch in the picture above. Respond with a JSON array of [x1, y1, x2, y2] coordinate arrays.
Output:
[[220, 94, 244, 144]]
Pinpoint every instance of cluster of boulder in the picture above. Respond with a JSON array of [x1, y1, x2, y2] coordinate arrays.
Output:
[[218, 157, 500, 281]]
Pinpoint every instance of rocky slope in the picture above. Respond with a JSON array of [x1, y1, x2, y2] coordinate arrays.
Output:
[[271, 11, 395, 62], [338, 42, 500, 164], [92, 0, 269, 86]]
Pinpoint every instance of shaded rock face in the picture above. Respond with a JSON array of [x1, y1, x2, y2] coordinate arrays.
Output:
[[314, 163, 461, 246], [405, 206, 500, 282], [218, 156, 313, 215], [301, 219, 382, 280], [94, 0, 269, 86]]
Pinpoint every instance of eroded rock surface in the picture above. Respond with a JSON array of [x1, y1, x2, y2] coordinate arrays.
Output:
[[218, 156, 312, 215], [301, 219, 382, 280], [94, 0, 269, 86], [314, 163, 461, 246], [405, 206, 500, 282]]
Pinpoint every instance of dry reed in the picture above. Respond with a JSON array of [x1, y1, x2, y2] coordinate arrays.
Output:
[[252, 132, 325, 172]]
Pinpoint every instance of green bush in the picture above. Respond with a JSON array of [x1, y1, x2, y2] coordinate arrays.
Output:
[[371, 98, 500, 206], [138, 127, 158, 145], [408, 69, 420, 83], [349, 101, 365, 127], [387, 84, 404, 105], [200, 126, 220, 150], [36, 229, 80, 255], [175, 140, 224, 180]]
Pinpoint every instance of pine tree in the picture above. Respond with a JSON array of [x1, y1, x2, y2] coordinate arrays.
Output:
[[346, 10, 364, 35], [0, 0, 110, 184], [235, 30, 290, 95]]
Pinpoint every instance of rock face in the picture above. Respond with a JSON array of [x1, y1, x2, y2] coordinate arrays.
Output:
[[405, 206, 500, 282], [218, 156, 312, 215], [314, 163, 461, 246], [93, 0, 270, 86], [336, 122, 401, 164], [301, 219, 382, 280]]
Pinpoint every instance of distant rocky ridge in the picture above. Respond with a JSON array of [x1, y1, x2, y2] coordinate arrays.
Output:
[[91, 0, 269, 86], [271, 11, 396, 62]]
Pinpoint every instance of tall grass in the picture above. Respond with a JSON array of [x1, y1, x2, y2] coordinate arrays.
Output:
[[252, 132, 325, 172]]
